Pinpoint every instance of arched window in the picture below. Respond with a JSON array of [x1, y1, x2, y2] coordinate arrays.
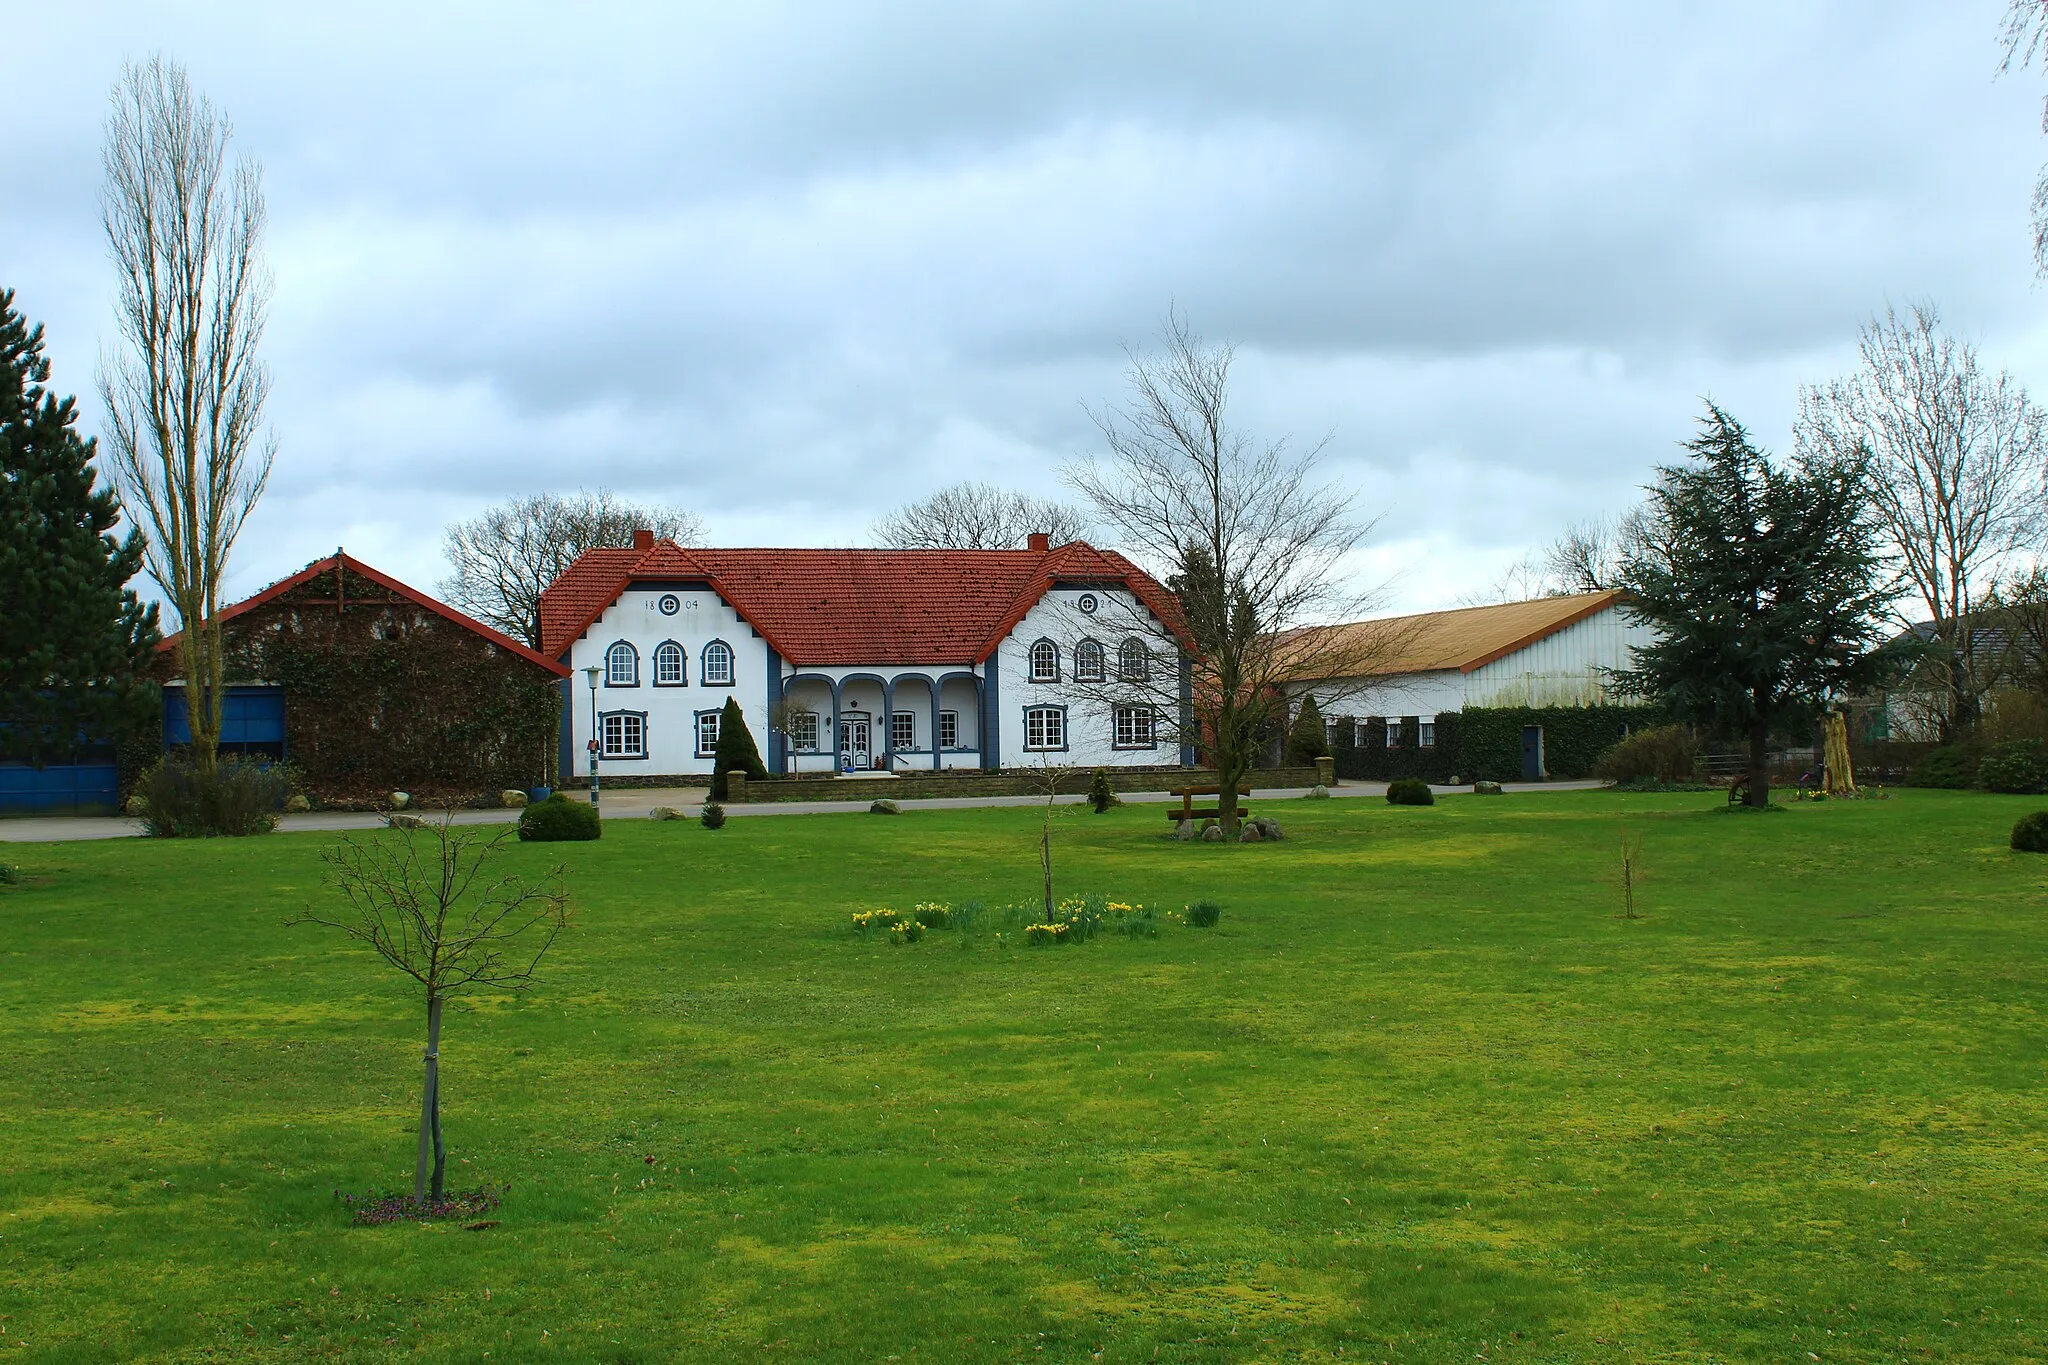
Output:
[[605, 640, 639, 686], [1118, 638, 1150, 682], [1028, 638, 1060, 683], [1073, 638, 1105, 682], [701, 640, 734, 686], [652, 641, 685, 686]]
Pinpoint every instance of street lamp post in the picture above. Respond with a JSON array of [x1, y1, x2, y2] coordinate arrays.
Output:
[[584, 666, 601, 810]]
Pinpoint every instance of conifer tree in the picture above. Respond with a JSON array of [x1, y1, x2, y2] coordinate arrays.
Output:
[[711, 697, 767, 800], [1285, 693, 1330, 764], [1614, 403, 1891, 807], [0, 289, 159, 765]]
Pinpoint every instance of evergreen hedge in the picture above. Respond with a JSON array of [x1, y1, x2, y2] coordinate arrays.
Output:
[[1328, 705, 1665, 783]]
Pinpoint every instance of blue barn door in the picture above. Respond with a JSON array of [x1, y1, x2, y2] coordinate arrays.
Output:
[[1520, 725, 1545, 781], [163, 686, 287, 759]]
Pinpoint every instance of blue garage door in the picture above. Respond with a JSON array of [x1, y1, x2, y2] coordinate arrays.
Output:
[[163, 686, 287, 757], [0, 762, 120, 815]]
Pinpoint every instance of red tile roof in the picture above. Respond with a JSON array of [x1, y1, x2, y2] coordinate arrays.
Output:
[[538, 540, 1186, 666], [157, 552, 571, 677]]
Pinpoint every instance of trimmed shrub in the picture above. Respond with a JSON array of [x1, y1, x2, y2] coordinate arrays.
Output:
[[1594, 725, 1698, 785], [710, 697, 768, 801], [133, 755, 292, 837], [1906, 746, 1976, 790], [1979, 740, 2048, 795], [1286, 694, 1330, 764], [1386, 778, 1434, 806], [1186, 899, 1222, 928], [517, 792, 600, 842], [700, 801, 726, 829], [2011, 810, 2048, 853], [1088, 769, 1119, 813]]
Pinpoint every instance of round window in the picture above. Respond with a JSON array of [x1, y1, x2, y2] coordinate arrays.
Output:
[[657, 594, 681, 616], [1077, 593, 1099, 614]]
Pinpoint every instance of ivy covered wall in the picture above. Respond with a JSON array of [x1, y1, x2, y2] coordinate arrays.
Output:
[[195, 563, 562, 799]]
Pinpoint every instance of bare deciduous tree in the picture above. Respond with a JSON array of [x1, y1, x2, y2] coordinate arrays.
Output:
[[1542, 511, 1659, 595], [295, 814, 569, 1205], [1456, 551, 1559, 606], [871, 481, 1092, 549], [1795, 301, 2047, 737], [1068, 312, 1394, 833], [98, 56, 273, 778], [2000, 0, 2048, 273], [441, 489, 705, 647]]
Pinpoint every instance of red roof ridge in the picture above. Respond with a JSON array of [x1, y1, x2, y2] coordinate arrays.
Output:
[[158, 552, 570, 677]]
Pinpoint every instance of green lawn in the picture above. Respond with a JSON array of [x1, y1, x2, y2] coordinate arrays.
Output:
[[2, 791, 2046, 1362]]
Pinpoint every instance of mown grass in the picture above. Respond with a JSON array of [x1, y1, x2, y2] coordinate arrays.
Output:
[[2, 789, 2046, 1362]]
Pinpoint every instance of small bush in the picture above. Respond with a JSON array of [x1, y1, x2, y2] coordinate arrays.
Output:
[[700, 801, 726, 829], [1595, 725, 1698, 785], [1186, 899, 1222, 928], [1906, 746, 1976, 790], [1386, 778, 1434, 806], [0, 862, 20, 885], [133, 755, 293, 837], [1978, 739, 2048, 794], [2013, 811, 2048, 852], [1088, 769, 1119, 813], [517, 793, 601, 842]]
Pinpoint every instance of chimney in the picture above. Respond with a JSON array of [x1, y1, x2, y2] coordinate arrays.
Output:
[[1027, 531, 1050, 552], [632, 528, 654, 551]]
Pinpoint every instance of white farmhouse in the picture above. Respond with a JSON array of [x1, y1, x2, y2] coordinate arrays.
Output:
[[538, 532, 1192, 781]]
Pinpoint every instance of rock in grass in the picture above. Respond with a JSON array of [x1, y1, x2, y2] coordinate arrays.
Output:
[[499, 789, 529, 809], [1253, 817, 1285, 841], [648, 807, 684, 821], [388, 812, 427, 830], [1239, 825, 1263, 843], [1173, 820, 1194, 841], [869, 799, 900, 815], [1200, 824, 1226, 842], [1305, 784, 1331, 800], [1473, 780, 1504, 796]]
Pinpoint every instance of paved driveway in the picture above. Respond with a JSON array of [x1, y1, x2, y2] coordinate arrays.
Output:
[[0, 779, 1605, 844]]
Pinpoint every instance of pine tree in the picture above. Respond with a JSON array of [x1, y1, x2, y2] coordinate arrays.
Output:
[[0, 289, 160, 765], [711, 697, 767, 800], [1285, 693, 1330, 764], [1615, 403, 1892, 807]]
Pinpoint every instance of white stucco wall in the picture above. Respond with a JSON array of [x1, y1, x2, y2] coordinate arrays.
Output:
[[992, 587, 1184, 769]]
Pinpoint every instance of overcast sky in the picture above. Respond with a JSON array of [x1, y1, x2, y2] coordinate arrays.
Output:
[[7, 1, 2047, 614]]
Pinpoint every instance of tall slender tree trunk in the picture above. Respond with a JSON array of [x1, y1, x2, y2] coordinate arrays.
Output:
[[416, 993, 443, 1202], [1746, 720, 1771, 808], [1041, 799, 1055, 920]]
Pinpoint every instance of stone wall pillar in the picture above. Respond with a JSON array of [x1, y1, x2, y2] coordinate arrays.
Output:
[[1315, 755, 1335, 787]]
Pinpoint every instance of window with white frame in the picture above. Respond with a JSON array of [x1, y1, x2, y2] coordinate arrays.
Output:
[[701, 641, 734, 685], [1028, 639, 1059, 682], [788, 710, 820, 751], [1024, 706, 1066, 750], [891, 711, 916, 749], [1113, 705, 1157, 748], [1419, 719, 1436, 748], [695, 709, 720, 756], [938, 710, 959, 748], [653, 641, 685, 686], [1385, 718, 1402, 748], [1353, 720, 1369, 749], [601, 711, 646, 758], [605, 640, 638, 686], [1325, 717, 1342, 748], [1118, 638, 1150, 681], [1073, 639, 1105, 681]]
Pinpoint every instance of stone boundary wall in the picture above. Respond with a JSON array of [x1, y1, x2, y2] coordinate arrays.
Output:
[[727, 762, 1329, 803]]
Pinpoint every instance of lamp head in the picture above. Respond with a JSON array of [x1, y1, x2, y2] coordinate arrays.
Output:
[[584, 666, 601, 687]]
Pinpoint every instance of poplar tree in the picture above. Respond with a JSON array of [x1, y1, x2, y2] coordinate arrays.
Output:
[[1614, 404, 1891, 807], [0, 289, 159, 764]]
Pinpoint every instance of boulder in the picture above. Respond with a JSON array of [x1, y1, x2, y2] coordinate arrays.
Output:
[[1238, 825, 1263, 843], [1173, 819, 1195, 841], [388, 812, 428, 830], [1473, 780, 1504, 796], [1254, 817, 1285, 841], [1447, 775, 1464, 787], [284, 794, 311, 813], [1304, 784, 1331, 800], [1200, 824, 1227, 842], [648, 806, 684, 821], [499, 789, 529, 809], [389, 791, 411, 810], [869, 799, 901, 815]]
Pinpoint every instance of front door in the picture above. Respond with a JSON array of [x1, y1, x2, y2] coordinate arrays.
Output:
[[1521, 725, 1545, 781], [839, 716, 872, 771]]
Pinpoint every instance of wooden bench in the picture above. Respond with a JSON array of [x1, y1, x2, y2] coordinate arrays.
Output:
[[1167, 786, 1249, 823]]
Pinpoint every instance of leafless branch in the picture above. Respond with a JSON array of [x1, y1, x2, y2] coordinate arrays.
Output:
[[870, 481, 1093, 549]]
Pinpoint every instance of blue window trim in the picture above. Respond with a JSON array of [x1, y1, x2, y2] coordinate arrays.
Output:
[[693, 707, 723, 757], [1118, 637, 1151, 683], [1112, 703, 1160, 750], [1022, 703, 1070, 752], [1073, 637, 1106, 682], [652, 639, 688, 687], [700, 639, 736, 687], [598, 708, 650, 760], [1027, 637, 1061, 684], [604, 640, 640, 687]]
